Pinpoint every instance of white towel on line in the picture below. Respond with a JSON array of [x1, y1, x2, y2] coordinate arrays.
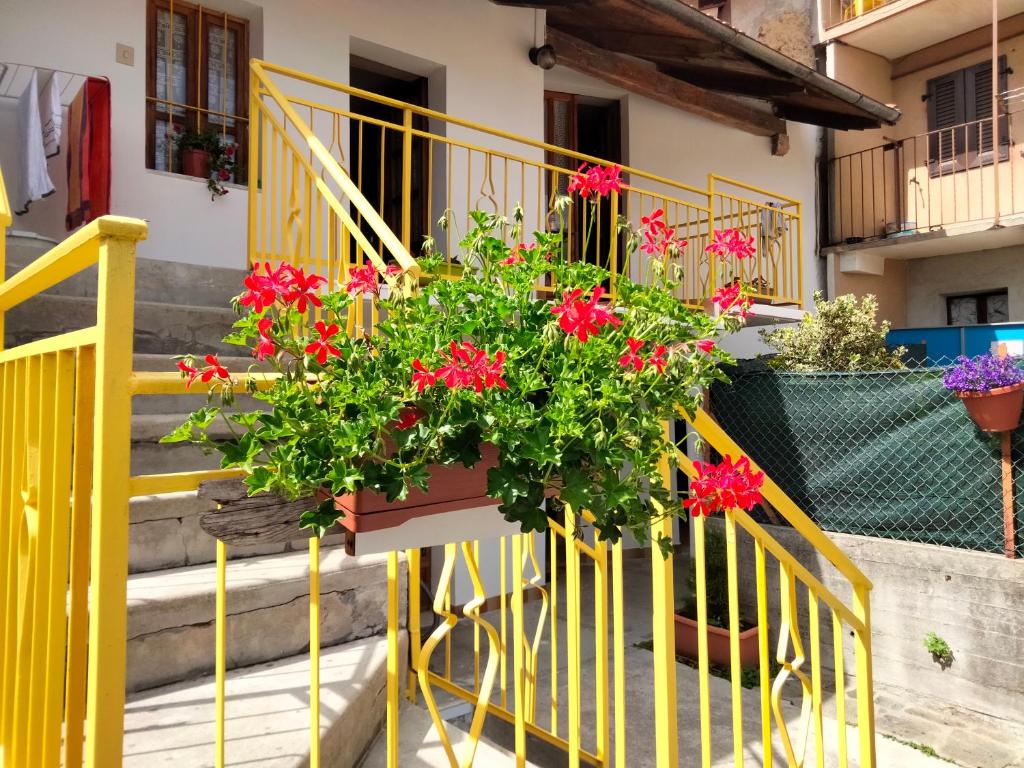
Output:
[[14, 69, 55, 215], [41, 71, 63, 158]]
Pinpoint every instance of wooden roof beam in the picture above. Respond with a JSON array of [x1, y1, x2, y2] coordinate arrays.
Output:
[[547, 27, 785, 138]]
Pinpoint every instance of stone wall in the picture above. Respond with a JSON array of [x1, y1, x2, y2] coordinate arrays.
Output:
[[710, 519, 1024, 722]]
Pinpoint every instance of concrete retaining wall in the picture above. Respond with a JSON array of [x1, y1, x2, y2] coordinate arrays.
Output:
[[712, 519, 1024, 722]]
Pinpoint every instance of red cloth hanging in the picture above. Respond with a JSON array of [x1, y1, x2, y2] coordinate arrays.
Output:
[[66, 77, 111, 230]]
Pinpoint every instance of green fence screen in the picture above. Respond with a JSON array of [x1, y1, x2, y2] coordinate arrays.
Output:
[[710, 361, 1023, 557]]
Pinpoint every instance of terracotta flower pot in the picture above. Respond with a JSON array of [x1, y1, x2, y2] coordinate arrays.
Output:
[[182, 148, 211, 179], [957, 382, 1024, 432], [673, 614, 760, 668], [330, 443, 500, 534]]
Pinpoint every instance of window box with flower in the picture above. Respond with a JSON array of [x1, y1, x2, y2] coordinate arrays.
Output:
[[166, 164, 766, 550]]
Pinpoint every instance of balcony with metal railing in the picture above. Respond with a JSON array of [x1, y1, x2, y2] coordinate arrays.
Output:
[[825, 111, 1024, 259], [248, 60, 805, 311]]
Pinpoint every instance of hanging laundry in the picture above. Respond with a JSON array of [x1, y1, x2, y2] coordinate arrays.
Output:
[[66, 77, 111, 230], [41, 71, 63, 158], [14, 69, 55, 215]]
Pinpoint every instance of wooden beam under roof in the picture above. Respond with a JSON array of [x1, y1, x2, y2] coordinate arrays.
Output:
[[547, 27, 786, 137]]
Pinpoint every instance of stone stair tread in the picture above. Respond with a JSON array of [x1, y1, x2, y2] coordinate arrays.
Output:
[[123, 634, 394, 768], [127, 547, 383, 638], [132, 412, 241, 442], [359, 702, 545, 768], [125, 547, 394, 691]]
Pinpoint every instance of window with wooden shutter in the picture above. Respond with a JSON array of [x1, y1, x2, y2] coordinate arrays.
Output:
[[146, 0, 249, 182], [926, 56, 1008, 172]]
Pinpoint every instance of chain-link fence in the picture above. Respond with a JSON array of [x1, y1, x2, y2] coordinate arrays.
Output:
[[709, 359, 1024, 558]]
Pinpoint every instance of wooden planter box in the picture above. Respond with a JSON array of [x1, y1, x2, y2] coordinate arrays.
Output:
[[673, 614, 760, 668]]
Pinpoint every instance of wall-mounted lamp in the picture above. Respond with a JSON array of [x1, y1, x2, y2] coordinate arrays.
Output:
[[529, 45, 557, 70]]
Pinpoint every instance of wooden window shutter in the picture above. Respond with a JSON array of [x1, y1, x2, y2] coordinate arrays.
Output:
[[965, 56, 1008, 160], [927, 70, 966, 166]]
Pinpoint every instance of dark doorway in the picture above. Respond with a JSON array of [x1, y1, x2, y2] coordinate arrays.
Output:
[[544, 91, 621, 268], [349, 57, 429, 259]]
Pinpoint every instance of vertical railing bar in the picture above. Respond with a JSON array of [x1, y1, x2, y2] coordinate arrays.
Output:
[[386, 550, 400, 768], [41, 350, 75, 767], [725, 512, 744, 767], [215, 539, 227, 768], [309, 537, 321, 768], [549, 525, 559, 736], [63, 345, 95, 768], [512, 535, 527, 767], [833, 611, 849, 768], [473, 539, 481, 693], [500, 536, 508, 709], [406, 548, 421, 703], [594, 531, 609, 763], [0, 359, 24, 759], [755, 538, 772, 768], [809, 589, 824, 767], [612, 535, 626, 768], [694, 513, 712, 768], [565, 506, 582, 768]]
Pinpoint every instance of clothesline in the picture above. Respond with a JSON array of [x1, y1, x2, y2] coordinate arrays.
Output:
[[0, 62, 107, 107]]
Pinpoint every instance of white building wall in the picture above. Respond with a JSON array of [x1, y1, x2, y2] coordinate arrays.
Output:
[[0, 0, 543, 269]]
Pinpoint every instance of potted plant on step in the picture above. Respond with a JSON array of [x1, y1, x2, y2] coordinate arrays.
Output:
[[166, 164, 765, 549], [675, 483, 762, 667], [943, 353, 1024, 432]]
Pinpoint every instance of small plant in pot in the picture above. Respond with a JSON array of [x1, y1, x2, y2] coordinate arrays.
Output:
[[674, 461, 764, 667], [173, 125, 236, 200], [943, 353, 1024, 432], [165, 164, 765, 549]]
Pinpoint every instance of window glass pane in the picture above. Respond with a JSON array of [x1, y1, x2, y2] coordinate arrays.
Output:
[[987, 293, 1009, 323], [207, 23, 237, 126], [152, 118, 175, 171], [948, 296, 979, 325], [155, 9, 188, 116]]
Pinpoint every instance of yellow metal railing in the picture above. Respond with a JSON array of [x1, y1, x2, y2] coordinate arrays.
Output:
[[824, 0, 898, 29], [0, 209, 148, 768], [248, 60, 803, 308]]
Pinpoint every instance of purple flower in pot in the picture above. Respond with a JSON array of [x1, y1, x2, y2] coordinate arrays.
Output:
[[943, 353, 1024, 432]]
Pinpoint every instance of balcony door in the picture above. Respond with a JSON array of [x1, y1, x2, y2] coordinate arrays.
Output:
[[544, 91, 621, 268], [349, 57, 429, 258]]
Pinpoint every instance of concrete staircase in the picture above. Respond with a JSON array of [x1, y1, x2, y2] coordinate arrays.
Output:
[[5, 240, 396, 766]]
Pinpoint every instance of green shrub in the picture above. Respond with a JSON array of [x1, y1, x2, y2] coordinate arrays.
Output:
[[760, 292, 905, 372], [924, 631, 953, 663], [682, 526, 731, 627]]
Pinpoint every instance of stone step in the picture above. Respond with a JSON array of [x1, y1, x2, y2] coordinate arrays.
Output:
[[359, 702, 544, 768], [128, 490, 341, 574], [5, 246, 248, 309], [123, 633, 403, 768], [125, 547, 398, 692], [130, 412, 233, 476], [5, 293, 241, 355]]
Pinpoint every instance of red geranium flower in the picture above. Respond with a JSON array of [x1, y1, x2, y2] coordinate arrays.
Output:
[[683, 456, 765, 517], [179, 354, 231, 390], [647, 344, 668, 374], [706, 228, 756, 260], [386, 263, 404, 277], [224, 144, 235, 157], [619, 337, 646, 372], [696, 339, 715, 354], [551, 286, 621, 343], [567, 163, 622, 198], [395, 406, 422, 430], [177, 359, 200, 388], [412, 359, 437, 392], [639, 208, 687, 257], [283, 268, 327, 313], [711, 282, 753, 319], [347, 264, 380, 296], [218, 168, 231, 181], [240, 262, 293, 313], [304, 321, 342, 365], [254, 317, 275, 361]]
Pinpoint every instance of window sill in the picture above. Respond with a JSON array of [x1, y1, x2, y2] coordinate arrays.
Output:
[[145, 167, 248, 192]]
